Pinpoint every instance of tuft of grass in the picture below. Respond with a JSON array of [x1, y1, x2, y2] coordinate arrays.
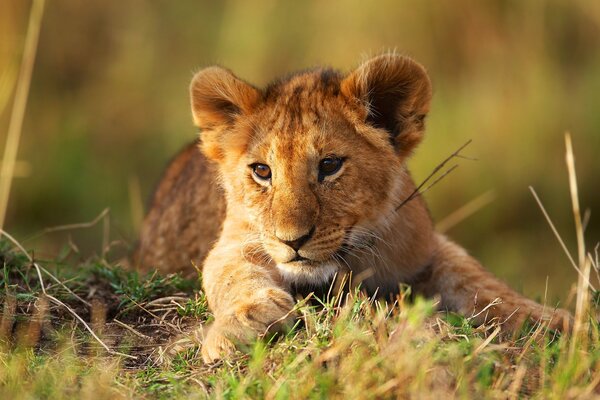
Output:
[[176, 293, 210, 320], [90, 262, 198, 309], [0, 342, 129, 400]]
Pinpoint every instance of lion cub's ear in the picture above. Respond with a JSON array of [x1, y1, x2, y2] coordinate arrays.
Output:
[[341, 54, 432, 156], [190, 67, 262, 160]]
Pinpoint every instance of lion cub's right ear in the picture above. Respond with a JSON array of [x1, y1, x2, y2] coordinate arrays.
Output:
[[190, 67, 262, 161]]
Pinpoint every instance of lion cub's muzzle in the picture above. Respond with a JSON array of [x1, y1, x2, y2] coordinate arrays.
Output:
[[278, 226, 315, 254], [260, 226, 346, 285], [262, 226, 347, 265]]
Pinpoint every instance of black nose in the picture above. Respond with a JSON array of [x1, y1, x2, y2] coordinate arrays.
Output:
[[281, 227, 315, 251]]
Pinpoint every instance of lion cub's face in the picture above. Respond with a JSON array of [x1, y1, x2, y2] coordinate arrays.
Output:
[[190, 55, 432, 284]]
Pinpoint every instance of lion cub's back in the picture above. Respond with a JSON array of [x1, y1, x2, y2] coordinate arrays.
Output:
[[134, 141, 226, 275]]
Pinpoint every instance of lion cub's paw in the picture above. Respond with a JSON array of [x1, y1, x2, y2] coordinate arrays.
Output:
[[233, 288, 297, 333], [201, 326, 237, 363], [202, 288, 296, 363], [155, 327, 204, 365]]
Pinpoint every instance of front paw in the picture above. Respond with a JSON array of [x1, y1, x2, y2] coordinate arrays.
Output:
[[202, 324, 237, 363], [233, 288, 297, 335], [202, 288, 296, 363]]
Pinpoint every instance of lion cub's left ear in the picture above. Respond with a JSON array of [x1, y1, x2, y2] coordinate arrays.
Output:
[[341, 54, 432, 156]]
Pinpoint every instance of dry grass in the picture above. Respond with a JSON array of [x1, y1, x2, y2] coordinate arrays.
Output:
[[0, 0, 45, 230]]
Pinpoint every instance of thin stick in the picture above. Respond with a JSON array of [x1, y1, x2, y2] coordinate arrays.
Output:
[[565, 132, 590, 353], [529, 187, 595, 290], [395, 140, 473, 211], [0, 0, 45, 230], [113, 318, 152, 340], [46, 294, 136, 359], [471, 326, 501, 357], [146, 296, 190, 307], [565, 133, 586, 269], [124, 296, 180, 331], [1, 229, 46, 293], [415, 164, 460, 198], [25, 208, 110, 242]]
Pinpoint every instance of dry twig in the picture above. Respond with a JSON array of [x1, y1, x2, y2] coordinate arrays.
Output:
[[395, 140, 474, 211], [25, 208, 110, 242], [113, 318, 152, 340], [528, 188, 595, 291], [0, 0, 45, 229]]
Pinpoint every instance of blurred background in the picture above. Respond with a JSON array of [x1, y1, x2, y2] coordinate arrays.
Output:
[[1, 0, 599, 304]]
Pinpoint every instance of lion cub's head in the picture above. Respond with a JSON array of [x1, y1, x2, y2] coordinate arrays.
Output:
[[190, 54, 432, 285]]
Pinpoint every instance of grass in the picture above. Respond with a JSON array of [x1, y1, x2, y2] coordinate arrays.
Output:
[[0, 231, 599, 399]]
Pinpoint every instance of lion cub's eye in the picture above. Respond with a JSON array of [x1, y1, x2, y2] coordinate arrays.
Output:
[[251, 163, 271, 181], [318, 156, 343, 180]]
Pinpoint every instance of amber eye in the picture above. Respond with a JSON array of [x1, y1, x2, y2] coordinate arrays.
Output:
[[318, 156, 343, 180], [251, 163, 271, 181]]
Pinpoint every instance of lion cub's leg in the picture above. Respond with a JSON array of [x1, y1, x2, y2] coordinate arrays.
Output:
[[198, 237, 296, 363], [414, 234, 571, 332]]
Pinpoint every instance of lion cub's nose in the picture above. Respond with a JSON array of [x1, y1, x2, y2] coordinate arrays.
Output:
[[277, 226, 315, 251]]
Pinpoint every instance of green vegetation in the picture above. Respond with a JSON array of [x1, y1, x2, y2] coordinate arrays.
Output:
[[1, 236, 599, 399]]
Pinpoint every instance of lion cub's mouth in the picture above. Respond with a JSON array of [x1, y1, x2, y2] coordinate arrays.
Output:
[[289, 254, 310, 263], [283, 256, 319, 268], [276, 257, 339, 285]]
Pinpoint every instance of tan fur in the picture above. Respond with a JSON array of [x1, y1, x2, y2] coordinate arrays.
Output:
[[135, 54, 571, 362]]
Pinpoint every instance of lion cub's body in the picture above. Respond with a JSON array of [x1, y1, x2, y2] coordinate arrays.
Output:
[[136, 55, 569, 362], [136, 142, 225, 275]]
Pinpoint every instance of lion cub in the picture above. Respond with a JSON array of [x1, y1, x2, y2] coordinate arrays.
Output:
[[135, 54, 570, 362]]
